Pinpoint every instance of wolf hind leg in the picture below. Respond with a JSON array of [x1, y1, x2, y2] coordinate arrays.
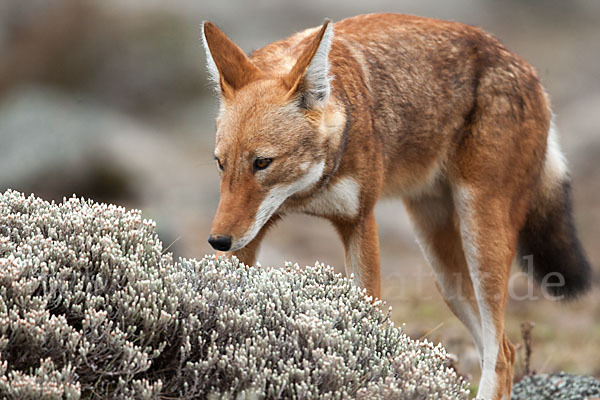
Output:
[[454, 185, 517, 400], [404, 192, 484, 359]]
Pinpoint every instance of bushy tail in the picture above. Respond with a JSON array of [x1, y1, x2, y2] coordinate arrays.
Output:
[[517, 127, 592, 299]]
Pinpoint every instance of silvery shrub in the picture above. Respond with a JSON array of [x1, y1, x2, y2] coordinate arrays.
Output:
[[0, 190, 469, 399]]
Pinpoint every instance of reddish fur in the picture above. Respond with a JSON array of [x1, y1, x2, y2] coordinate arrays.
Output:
[[203, 14, 560, 399], [203, 22, 264, 98]]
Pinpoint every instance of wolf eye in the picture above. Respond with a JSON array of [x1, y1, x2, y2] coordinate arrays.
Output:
[[215, 156, 224, 171], [253, 157, 272, 171]]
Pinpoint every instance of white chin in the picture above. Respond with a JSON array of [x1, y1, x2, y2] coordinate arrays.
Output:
[[228, 239, 249, 253]]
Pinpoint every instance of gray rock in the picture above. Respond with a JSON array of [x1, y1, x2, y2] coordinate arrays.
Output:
[[512, 373, 600, 400]]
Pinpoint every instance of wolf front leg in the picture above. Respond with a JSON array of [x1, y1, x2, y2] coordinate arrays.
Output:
[[332, 210, 381, 299]]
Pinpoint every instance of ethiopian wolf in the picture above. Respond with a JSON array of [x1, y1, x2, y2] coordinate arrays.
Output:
[[200, 14, 591, 399]]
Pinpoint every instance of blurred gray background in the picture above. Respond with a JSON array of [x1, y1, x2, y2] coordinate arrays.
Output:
[[1, 0, 598, 384]]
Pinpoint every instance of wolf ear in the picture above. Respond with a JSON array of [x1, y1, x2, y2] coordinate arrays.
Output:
[[283, 20, 334, 110], [201, 22, 264, 99]]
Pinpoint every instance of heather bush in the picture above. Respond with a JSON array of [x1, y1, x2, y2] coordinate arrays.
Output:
[[0, 190, 469, 399]]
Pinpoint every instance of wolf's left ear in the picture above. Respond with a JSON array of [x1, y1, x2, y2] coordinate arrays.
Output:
[[283, 20, 334, 110]]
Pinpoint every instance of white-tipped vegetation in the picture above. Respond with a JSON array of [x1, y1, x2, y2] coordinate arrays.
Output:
[[0, 190, 469, 399]]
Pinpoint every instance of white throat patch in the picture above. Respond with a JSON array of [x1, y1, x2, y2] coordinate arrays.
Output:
[[295, 176, 360, 218]]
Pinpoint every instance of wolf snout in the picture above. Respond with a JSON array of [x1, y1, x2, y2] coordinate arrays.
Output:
[[208, 234, 232, 251]]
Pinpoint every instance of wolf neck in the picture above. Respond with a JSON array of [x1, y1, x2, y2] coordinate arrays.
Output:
[[317, 94, 348, 188], [283, 95, 347, 209]]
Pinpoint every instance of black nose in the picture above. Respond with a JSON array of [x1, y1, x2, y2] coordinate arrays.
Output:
[[208, 234, 232, 251]]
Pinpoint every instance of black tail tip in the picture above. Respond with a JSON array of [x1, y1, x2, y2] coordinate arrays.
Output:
[[518, 181, 593, 301], [521, 252, 592, 300]]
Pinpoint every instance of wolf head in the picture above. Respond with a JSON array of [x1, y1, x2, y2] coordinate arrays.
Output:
[[201, 20, 343, 252]]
